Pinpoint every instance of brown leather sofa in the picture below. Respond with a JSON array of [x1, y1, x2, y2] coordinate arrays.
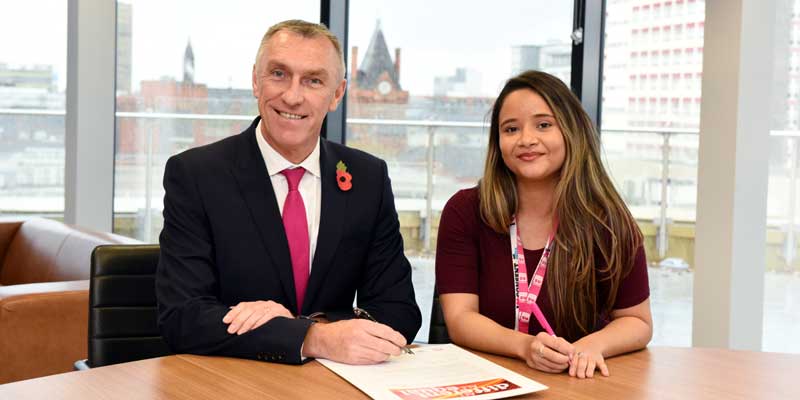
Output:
[[0, 217, 137, 383]]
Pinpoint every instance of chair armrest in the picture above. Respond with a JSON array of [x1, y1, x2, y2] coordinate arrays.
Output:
[[0, 280, 89, 384], [0, 220, 23, 270], [0, 280, 89, 299]]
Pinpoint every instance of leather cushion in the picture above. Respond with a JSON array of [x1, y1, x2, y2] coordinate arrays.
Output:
[[0, 218, 133, 285], [0, 281, 89, 383]]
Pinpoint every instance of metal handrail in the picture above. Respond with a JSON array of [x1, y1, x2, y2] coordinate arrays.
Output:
[[1, 109, 797, 262]]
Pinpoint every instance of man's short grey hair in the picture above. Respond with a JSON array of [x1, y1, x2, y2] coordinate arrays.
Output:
[[255, 19, 346, 80]]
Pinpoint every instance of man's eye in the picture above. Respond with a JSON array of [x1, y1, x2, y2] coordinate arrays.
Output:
[[308, 78, 323, 86], [270, 70, 285, 78]]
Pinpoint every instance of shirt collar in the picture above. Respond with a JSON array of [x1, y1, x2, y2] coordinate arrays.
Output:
[[255, 119, 321, 178]]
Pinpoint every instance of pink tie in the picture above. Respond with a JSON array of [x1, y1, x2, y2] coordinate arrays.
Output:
[[281, 167, 309, 314]]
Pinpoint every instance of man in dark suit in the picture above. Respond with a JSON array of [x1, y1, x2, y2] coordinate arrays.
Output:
[[156, 19, 421, 365]]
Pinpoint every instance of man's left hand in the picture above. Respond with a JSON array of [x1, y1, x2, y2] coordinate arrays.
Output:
[[222, 300, 293, 335]]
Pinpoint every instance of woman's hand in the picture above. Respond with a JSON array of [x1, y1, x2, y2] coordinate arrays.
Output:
[[521, 332, 575, 373], [568, 339, 609, 378]]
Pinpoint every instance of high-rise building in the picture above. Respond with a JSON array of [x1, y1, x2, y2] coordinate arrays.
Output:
[[433, 68, 482, 98], [0, 63, 57, 92], [511, 43, 571, 84], [117, 2, 132, 93], [603, 0, 706, 129], [0, 63, 62, 109]]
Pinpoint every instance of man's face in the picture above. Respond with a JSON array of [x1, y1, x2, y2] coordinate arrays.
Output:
[[252, 30, 346, 160]]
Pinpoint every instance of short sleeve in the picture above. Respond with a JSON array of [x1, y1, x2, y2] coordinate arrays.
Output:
[[613, 245, 650, 309], [435, 189, 481, 294]]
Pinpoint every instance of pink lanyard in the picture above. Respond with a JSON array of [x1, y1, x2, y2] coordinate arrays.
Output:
[[510, 216, 556, 335]]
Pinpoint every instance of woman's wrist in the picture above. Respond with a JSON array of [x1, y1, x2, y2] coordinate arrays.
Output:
[[574, 335, 606, 358], [514, 333, 535, 361]]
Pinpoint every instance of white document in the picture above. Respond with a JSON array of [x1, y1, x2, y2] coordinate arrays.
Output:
[[317, 344, 548, 400]]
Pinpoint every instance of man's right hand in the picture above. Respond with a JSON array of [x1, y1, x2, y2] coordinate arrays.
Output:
[[301, 319, 407, 364]]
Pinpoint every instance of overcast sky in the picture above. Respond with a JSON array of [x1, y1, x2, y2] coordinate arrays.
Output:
[[0, 0, 572, 96]]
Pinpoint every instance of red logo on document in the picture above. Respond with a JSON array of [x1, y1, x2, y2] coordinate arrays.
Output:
[[390, 378, 520, 399]]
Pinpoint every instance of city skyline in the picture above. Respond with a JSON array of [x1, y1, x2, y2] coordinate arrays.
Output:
[[0, 0, 572, 96]]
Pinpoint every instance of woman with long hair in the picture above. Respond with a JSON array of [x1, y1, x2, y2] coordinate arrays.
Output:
[[435, 70, 652, 379]]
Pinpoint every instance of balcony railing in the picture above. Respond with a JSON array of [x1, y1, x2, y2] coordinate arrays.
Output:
[[2, 109, 799, 266]]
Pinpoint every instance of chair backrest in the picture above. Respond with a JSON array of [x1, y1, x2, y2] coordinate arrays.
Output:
[[428, 285, 451, 344], [87, 244, 171, 367]]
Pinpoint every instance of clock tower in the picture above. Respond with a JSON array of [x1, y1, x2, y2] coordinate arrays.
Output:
[[348, 20, 408, 105]]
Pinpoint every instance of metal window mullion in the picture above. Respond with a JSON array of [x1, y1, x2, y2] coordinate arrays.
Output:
[[65, 0, 116, 231], [320, 0, 349, 144], [571, 0, 604, 129]]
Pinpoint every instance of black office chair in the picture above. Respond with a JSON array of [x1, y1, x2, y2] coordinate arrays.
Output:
[[75, 244, 171, 369], [427, 286, 451, 344]]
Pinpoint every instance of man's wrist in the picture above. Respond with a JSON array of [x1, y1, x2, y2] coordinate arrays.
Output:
[[301, 321, 325, 359]]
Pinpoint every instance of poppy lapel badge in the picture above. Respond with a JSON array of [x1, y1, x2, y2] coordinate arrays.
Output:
[[336, 160, 352, 191]]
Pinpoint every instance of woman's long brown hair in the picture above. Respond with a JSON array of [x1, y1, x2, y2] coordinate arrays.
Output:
[[478, 70, 642, 341]]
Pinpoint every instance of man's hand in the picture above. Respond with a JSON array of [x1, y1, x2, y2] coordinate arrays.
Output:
[[301, 319, 407, 364], [222, 300, 293, 335]]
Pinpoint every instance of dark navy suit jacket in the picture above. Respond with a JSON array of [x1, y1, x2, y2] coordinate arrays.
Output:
[[156, 117, 421, 364]]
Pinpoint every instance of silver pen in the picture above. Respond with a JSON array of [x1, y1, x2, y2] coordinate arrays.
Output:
[[353, 307, 414, 355]]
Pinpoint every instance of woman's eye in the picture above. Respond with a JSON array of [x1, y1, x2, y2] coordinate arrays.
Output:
[[537, 121, 552, 129], [503, 126, 519, 133]]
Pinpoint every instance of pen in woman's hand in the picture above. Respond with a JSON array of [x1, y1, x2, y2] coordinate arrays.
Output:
[[353, 307, 415, 355]]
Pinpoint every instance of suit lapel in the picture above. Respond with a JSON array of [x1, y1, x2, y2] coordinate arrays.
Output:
[[303, 139, 348, 313], [230, 117, 297, 312]]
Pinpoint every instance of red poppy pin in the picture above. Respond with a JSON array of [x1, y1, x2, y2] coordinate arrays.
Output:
[[336, 160, 352, 191]]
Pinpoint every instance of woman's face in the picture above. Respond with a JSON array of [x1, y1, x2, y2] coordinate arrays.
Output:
[[498, 89, 566, 185]]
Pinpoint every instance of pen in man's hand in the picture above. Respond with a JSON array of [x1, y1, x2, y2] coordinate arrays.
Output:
[[353, 307, 414, 355]]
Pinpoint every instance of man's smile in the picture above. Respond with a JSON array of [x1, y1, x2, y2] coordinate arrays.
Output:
[[273, 108, 307, 120]]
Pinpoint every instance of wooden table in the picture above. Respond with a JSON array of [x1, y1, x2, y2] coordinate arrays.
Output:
[[1, 347, 797, 399]]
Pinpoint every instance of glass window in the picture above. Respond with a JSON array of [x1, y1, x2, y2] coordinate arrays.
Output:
[[764, 0, 800, 354], [0, 1, 67, 219], [675, 24, 684, 40], [113, 1, 319, 241], [602, 0, 706, 347], [347, 0, 574, 342]]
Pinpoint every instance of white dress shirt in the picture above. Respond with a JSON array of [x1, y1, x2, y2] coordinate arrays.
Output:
[[255, 120, 322, 271]]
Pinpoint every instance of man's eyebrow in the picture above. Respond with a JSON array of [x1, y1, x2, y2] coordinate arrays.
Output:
[[261, 61, 332, 79], [262, 60, 288, 73], [305, 68, 332, 78]]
